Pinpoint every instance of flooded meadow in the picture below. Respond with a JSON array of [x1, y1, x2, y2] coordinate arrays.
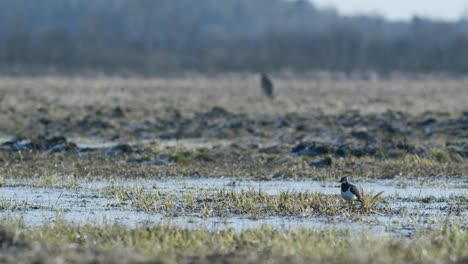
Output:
[[0, 74, 467, 263]]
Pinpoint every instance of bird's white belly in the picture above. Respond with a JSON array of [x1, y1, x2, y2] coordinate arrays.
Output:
[[341, 189, 357, 201]]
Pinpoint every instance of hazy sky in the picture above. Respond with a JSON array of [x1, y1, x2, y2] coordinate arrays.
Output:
[[312, 0, 468, 21]]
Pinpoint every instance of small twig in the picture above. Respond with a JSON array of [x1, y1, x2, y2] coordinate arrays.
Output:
[[55, 191, 64, 207], [369, 209, 385, 215]]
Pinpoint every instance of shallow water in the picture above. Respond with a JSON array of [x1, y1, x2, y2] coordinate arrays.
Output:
[[3, 208, 391, 234], [82, 177, 467, 199], [0, 135, 231, 151], [1, 178, 466, 234], [71, 137, 230, 150]]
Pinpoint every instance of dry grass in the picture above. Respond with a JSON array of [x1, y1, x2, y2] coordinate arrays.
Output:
[[0, 73, 467, 116], [361, 191, 385, 213], [0, 150, 466, 181], [0, 218, 466, 264]]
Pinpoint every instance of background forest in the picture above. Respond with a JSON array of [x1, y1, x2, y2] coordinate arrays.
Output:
[[1, 0, 468, 75]]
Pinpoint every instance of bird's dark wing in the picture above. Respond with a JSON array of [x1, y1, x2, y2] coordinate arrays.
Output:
[[350, 184, 363, 200]]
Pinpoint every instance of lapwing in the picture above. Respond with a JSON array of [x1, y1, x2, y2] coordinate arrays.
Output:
[[260, 73, 274, 99], [339, 176, 363, 203]]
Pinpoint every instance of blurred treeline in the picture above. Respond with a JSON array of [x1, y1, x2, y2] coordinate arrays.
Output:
[[1, 0, 468, 75]]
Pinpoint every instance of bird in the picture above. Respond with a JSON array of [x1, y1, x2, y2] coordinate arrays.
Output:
[[260, 73, 274, 98], [339, 176, 363, 203]]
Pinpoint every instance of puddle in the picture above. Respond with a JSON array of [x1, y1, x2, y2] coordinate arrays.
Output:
[[2, 209, 389, 233], [72, 138, 119, 149], [0, 137, 10, 145], [80, 178, 468, 199], [71, 137, 230, 150], [0, 186, 112, 210], [0, 133, 16, 145], [1, 178, 466, 234], [156, 138, 231, 149], [1, 135, 231, 150]]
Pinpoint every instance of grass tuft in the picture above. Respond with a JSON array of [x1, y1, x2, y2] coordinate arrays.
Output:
[[361, 191, 385, 213]]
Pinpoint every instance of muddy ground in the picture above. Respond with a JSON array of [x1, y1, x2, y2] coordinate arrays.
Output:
[[0, 74, 467, 263], [0, 75, 467, 179]]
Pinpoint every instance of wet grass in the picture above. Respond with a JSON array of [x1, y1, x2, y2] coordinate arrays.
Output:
[[0, 217, 466, 264], [100, 185, 466, 219], [0, 198, 46, 211], [1, 178, 464, 224], [100, 185, 391, 218]]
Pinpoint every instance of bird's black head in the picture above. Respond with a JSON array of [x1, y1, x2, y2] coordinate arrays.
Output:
[[339, 176, 349, 184]]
